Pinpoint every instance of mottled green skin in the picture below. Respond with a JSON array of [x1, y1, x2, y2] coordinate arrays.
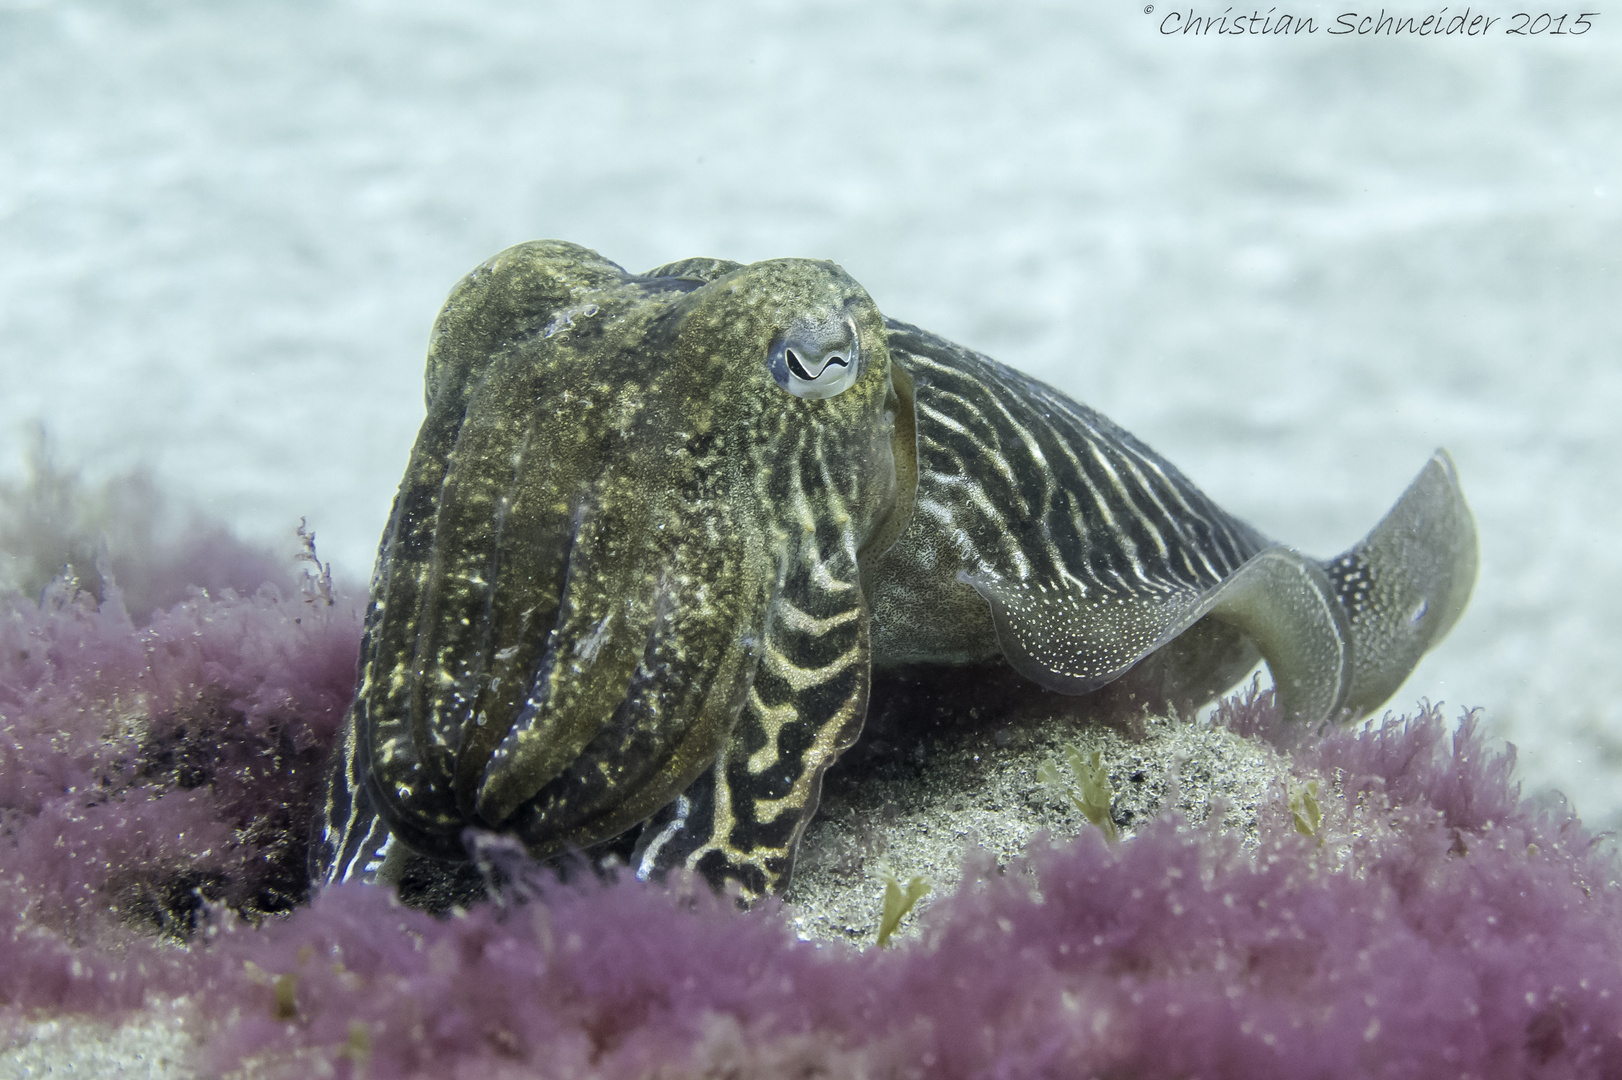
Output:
[[313, 242, 916, 896], [312, 241, 1476, 900]]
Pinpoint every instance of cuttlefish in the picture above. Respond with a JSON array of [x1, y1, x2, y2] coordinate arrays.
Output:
[[311, 241, 1477, 898]]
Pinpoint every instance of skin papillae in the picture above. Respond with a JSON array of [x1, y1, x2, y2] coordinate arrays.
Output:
[[310, 241, 1478, 900]]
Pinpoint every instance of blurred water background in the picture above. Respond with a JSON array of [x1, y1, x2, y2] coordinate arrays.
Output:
[[2, 0, 1619, 826]]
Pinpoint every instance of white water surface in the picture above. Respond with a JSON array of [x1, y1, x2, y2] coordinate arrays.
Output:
[[3, 1, 1619, 824]]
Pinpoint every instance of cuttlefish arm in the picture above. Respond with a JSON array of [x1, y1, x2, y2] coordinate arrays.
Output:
[[634, 364, 917, 897], [632, 526, 872, 896]]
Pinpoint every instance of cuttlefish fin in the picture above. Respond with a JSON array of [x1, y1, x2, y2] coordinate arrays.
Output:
[[962, 547, 1351, 724], [964, 450, 1477, 726], [1320, 449, 1477, 718], [1198, 548, 1352, 723], [958, 572, 1198, 696], [633, 536, 872, 899]]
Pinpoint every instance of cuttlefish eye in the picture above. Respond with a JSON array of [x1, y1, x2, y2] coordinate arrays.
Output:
[[768, 318, 861, 399]]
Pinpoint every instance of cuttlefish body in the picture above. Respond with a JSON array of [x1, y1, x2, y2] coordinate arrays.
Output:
[[311, 241, 1476, 898]]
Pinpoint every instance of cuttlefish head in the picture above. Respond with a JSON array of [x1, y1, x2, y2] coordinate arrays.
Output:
[[351, 241, 917, 870]]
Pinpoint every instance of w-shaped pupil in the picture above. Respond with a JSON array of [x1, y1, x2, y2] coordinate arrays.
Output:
[[786, 347, 848, 382]]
